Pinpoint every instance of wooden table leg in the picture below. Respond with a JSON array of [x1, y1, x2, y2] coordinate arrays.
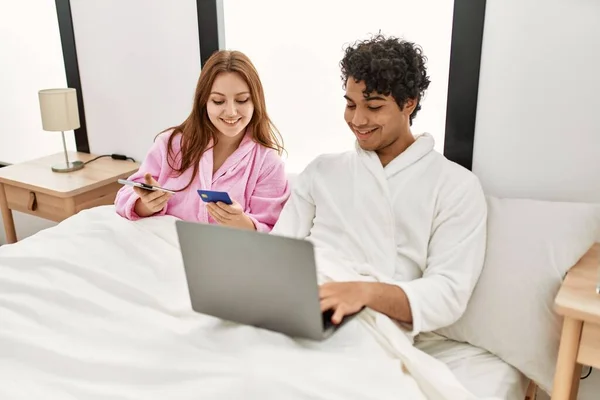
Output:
[[551, 317, 583, 400], [525, 380, 537, 400], [570, 363, 582, 400], [0, 183, 16, 244]]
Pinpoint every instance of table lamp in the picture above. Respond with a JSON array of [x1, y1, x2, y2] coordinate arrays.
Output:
[[38, 88, 84, 172]]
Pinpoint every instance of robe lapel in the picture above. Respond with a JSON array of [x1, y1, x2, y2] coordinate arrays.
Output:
[[197, 143, 214, 223], [212, 129, 256, 184], [356, 142, 392, 200], [383, 133, 434, 179], [199, 145, 214, 190], [355, 144, 397, 275], [352, 134, 436, 278], [355, 133, 435, 193]]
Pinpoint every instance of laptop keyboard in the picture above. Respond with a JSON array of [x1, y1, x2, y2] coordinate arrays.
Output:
[[322, 309, 335, 330]]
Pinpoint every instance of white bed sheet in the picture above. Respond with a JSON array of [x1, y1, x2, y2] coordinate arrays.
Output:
[[0, 206, 518, 400], [415, 333, 529, 400]]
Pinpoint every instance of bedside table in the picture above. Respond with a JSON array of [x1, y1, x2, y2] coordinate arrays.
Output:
[[0, 152, 139, 244], [552, 243, 600, 400]]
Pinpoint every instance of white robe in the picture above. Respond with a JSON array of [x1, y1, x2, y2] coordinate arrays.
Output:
[[272, 133, 487, 335], [272, 133, 490, 399]]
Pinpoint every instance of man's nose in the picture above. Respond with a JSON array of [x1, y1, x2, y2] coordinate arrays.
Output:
[[352, 108, 368, 126]]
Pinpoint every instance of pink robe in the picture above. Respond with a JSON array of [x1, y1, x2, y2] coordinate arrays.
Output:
[[114, 130, 290, 232]]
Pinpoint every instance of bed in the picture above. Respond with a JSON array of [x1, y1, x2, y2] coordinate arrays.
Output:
[[0, 205, 530, 399], [415, 334, 529, 399]]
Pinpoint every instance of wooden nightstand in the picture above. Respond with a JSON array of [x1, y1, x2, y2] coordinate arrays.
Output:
[[0, 152, 139, 244], [552, 243, 600, 400]]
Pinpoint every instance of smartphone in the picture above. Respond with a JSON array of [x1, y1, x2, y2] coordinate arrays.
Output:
[[197, 189, 233, 205], [117, 179, 176, 195]]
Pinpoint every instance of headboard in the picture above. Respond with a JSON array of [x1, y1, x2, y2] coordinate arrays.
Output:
[[465, 0, 600, 203]]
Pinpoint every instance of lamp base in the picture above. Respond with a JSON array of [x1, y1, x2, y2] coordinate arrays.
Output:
[[51, 161, 85, 173]]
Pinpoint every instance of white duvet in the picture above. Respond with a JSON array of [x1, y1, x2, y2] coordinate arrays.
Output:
[[0, 206, 497, 400]]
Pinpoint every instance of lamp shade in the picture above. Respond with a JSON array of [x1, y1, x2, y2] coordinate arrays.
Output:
[[38, 88, 80, 131]]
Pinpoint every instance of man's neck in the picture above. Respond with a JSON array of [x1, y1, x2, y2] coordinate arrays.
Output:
[[376, 131, 415, 167]]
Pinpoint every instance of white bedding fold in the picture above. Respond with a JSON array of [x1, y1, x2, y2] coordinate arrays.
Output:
[[0, 206, 498, 399]]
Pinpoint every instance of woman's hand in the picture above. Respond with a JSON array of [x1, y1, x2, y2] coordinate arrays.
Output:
[[207, 200, 256, 230], [133, 173, 173, 217]]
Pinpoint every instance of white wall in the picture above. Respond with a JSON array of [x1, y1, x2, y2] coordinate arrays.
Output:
[[1, 0, 203, 245], [473, 0, 600, 203], [221, 0, 455, 173], [473, 1, 600, 399], [0, 0, 77, 245], [69, 0, 201, 162], [0, 0, 76, 164]]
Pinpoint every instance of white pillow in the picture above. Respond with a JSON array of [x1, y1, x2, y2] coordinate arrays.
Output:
[[435, 196, 600, 394]]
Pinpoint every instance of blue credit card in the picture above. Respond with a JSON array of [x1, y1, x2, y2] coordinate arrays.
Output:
[[197, 190, 233, 205]]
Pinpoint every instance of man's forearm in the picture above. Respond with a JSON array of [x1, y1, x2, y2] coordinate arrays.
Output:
[[363, 282, 413, 324]]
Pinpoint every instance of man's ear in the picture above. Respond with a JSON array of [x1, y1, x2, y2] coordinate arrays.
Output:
[[403, 98, 418, 116]]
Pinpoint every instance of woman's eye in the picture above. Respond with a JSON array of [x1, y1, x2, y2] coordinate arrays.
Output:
[[236, 98, 250, 104], [212, 100, 224, 105], [346, 104, 356, 109]]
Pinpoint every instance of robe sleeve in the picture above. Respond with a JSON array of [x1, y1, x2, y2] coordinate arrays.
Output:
[[395, 175, 487, 336], [245, 155, 291, 233], [270, 162, 317, 239], [114, 134, 170, 221]]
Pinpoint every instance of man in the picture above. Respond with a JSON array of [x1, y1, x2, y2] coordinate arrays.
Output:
[[271, 34, 487, 337]]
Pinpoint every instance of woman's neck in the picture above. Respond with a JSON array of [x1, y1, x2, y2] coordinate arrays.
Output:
[[215, 128, 245, 150], [212, 129, 246, 173]]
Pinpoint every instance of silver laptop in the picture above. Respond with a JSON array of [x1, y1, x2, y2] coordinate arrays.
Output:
[[175, 220, 360, 341]]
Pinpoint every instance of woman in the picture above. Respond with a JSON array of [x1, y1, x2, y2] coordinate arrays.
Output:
[[115, 50, 290, 232]]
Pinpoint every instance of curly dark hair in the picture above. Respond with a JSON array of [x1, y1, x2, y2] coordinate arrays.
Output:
[[340, 34, 431, 125]]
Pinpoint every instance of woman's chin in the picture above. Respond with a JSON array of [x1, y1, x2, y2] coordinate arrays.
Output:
[[217, 124, 248, 139]]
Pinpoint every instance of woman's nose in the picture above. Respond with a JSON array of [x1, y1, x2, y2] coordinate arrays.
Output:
[[225, 101, 237, 116]]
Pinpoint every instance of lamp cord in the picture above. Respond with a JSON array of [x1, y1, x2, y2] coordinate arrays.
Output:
[[83, 154, 136, 165], [581, 366, 593, 379]]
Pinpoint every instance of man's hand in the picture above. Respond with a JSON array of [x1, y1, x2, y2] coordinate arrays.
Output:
[[319, 282, 372, 325], [207, 200, 256, 230], [320, 281, 413, 326]]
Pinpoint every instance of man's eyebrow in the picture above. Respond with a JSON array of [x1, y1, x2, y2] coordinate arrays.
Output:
[[343, 94, 387, 102], [364, 95, 387, 101]]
